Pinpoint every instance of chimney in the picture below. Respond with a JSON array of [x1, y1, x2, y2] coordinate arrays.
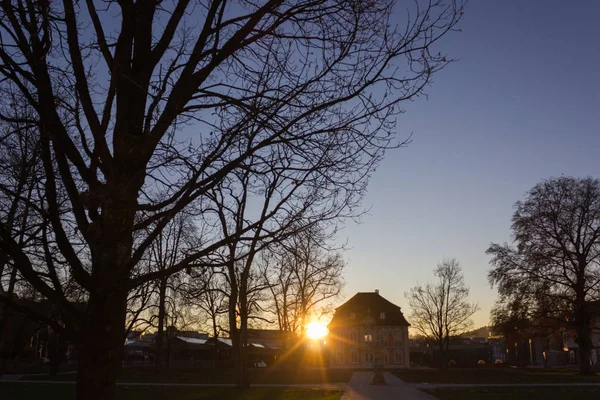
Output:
[[375, 289, 379, 295]]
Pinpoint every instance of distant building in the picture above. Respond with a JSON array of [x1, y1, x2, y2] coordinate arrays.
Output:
[[165, 327, 209, 340], [409, 339, 433, 367], [327, 290, 410, 368], [563, 301, 600, 365], [247, 329, 296, 350], [435, 343, 493, 367], [458, 326, 506, 364], [167, 336, 215, 368], [125, 330, 143, 341]]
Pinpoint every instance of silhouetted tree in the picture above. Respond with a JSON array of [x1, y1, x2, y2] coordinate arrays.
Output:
[[262, 225, 344, 333], [0, 1, 465, 397], [406, 259, 478, 369], [144, 214, 196, 370], [184, 268, 228, 365], [488, 176, 600, 375]]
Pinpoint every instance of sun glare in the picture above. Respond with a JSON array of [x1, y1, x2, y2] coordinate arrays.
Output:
[[306, 321, 328, 340]]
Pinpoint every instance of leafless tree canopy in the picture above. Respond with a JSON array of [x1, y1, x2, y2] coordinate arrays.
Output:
[[262, 224, 344, 332], [406, 258, 478, 367], [488, 176, 600, 375], [0, 0, 465, 397]]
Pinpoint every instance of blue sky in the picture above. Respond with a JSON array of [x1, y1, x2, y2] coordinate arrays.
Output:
[[337, 0, 600, 328]]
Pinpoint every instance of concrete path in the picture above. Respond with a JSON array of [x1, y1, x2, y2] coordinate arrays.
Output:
[[341, 371, 438, 400], [413, 382, 600, 388]]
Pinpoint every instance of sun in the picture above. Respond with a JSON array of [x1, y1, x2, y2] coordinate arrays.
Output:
[[306, 321, 328, 340]]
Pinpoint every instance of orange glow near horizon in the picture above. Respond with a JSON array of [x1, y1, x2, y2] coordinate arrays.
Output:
[[306, 321, 328, 340]]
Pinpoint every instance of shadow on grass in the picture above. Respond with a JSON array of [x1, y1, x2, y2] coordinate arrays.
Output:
[[21, 366, 353, 385], [1, 383, 342, 400]]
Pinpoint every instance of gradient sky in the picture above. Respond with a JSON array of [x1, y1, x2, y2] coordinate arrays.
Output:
[[336, 0, 600, 328]]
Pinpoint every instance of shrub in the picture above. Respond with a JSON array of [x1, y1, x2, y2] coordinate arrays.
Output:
[[477, 360, 486, 366], [448, 360, 456, 367]]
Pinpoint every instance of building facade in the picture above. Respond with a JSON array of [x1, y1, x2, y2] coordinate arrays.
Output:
[[327, 290, 410, 368]]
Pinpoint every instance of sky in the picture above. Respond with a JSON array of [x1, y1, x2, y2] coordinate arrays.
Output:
[[336, 0, 600, 328]]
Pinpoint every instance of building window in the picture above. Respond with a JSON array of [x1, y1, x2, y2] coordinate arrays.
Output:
[[365, 352, 374, 364], [395, 351, 403, 363], [336, 352, 344, 364], [350, 312, 356, 320], [380, 330, 388, 347], [351, 351, 358, 363], [350, 330, 358, 343], [364, 333, 372, 343], [380, 312, 385, 320], [382, 351, 388, 363], [394, 329, 402, 348]]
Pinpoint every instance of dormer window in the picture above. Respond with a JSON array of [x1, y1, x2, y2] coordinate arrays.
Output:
[[380, 312, 385, 320]]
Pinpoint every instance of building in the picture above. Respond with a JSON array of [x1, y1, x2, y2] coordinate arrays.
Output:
[[563, 301, 600, 365], [458, 326, 505, 365], [327, 290, 410, 368], [247, 329, 296, 351], [167, 336, 215, 368]]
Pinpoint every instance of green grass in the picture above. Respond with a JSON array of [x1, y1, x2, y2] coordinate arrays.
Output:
[[0, 383, 342, 400], [22, 367, 353, 384], [392, 368, 600, 384], [424, 386, 600, 400]]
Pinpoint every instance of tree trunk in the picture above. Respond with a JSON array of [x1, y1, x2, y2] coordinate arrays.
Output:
[[439, 339, 448, 370], [229, 288, 248, 388], [575, 302, 592, 375], [155, 278, 167, 370], [439, 350, 447, 370], [232, 331, 249, 388], [230, 322, 249, 387], [212, 314, 219, 367], [238, 275, 251, 388], [76, 290, 126, 400], [239, 324, 249, 386]]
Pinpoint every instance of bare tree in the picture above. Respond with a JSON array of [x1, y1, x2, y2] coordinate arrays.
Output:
[[0, 123, 41, 298], [207, 164, 300, 387], [124, 279, 154, 337], [144, 214, 196, 370], [184, 268, 228, 366], [262, 225, 344, 333], [488, 176, 600, 375], [262, 250, 297, 332], [0, 1, 465, 397], [406, 258, 478, 369]]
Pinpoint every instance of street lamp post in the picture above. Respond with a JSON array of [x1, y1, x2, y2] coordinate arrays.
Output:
[[528, 339, 533, 367]]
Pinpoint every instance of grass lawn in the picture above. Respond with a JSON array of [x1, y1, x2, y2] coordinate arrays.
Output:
[[0, 383, 342, 400], [21, 367, 353, 384], [1, 361, 78, 375], [392, 368, 600, 384], [424, 386, 600, 400]]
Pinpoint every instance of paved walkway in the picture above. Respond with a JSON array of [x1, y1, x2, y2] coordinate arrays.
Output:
[[341, 371, 438, 400], [413, 382, 600, 388]]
